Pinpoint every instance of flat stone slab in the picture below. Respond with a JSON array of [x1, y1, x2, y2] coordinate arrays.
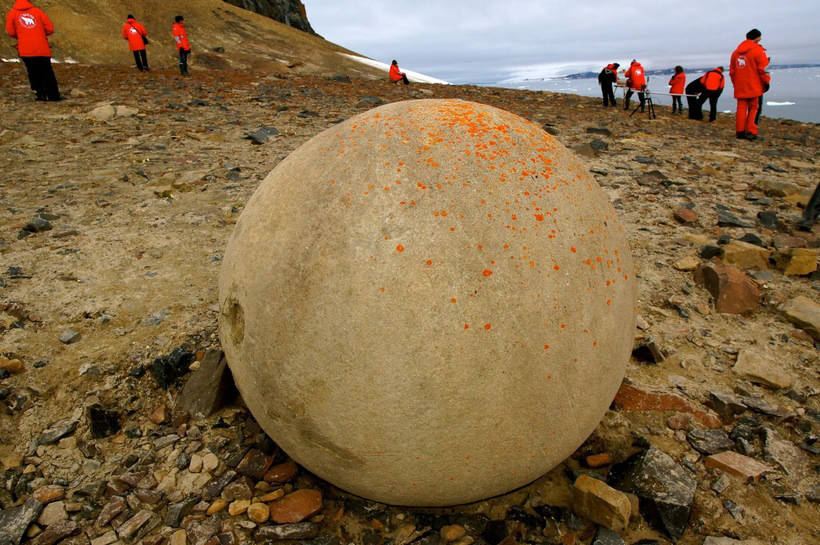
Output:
[[704, 451, 774, 483]]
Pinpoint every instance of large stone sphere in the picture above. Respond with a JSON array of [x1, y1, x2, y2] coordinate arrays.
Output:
[[219, 99, 636, 506]]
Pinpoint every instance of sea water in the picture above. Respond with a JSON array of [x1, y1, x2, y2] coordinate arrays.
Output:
[[495, 66, 820, 124]]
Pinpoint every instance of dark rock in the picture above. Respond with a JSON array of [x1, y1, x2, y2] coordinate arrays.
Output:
[[356, 96, 384, 108], [330, 74, 351, 83], [185, 519, 219, 545], [203, 470, 237, 500], [763, 163, 787, 173], [166, 496, 199, 528], [480, 520, 508, 545], [586, 127, 612, 136], [711, 474, 731, 495], [222, 478, 254, 501], [608, 446, 696, 540], [176, 350, 235, 420], [634, 156, 656, 165], [636, 170, 667, 186], [706, 391, 747, 421], [0, 497, 43, 545], [592, 527, 625, 545], [23, 216, 52, 233], [36, 418, 78, 446], [95, 495, 126, 528], [589, 139, 608, 151], [151, 345, 194, 389], [256, 522, 320, 541], [6, 266, 30, 279], [717, 234, 731, 245], [244, 126, 279, 145], [717, 209, 753, 228], [235, 448, 272, 481], [297, 109, 319, 118], [739, 233, 765, 247], [757, 210, 782, 230], [506, 505, 544, 528], [631, 338, 666, 363], [700, 245, 724, 259], [188, 99, 209, 107], [87, 404, 121, 439], [686, 429, 734, 454], [30, 520, 79, 545], [722, 499, 744, 520]]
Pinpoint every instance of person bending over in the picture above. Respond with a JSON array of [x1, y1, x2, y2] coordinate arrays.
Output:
[[696, 66, 724, 122], [598, 62, 620, 107]]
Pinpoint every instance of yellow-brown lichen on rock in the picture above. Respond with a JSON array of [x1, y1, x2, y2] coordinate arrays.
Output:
[[218, 99, 637, 506]]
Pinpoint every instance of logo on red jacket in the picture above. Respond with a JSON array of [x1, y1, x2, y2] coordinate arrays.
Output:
[[19, 13, 37, 28], [736, 56, 747, 68]]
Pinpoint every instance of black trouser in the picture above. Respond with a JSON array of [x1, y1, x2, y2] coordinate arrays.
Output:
[[755, 95, 763, 125], [624, 89, 645, 111], [21, 56, 60, 101], [392, 74, 409, 85], [132, 49, 149, 71], [686, 81, 704, 119], [697, 89, 722, 121], [601, 83, 616, 106], [671, 95, 683, 113], [178, 48, 190, 75]]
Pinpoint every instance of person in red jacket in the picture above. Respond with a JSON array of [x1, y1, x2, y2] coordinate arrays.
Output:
[[623, 60, 647, 112], [122, 14, 149, 72], [172, 15, 191, 76], [389, 60, 409, 85], [598, 62, 620, 107], [5, 0, 60, 101], [730, 28, 770, 140], [696, 66, 725, 122], [668, 65, 685, 114]]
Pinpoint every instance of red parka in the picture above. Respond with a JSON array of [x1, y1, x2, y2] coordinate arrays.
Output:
[[5, 0, 53, 57], [700, 67, 725, 91], [730, 39, 770, 98], [122, 18, 147, 52], [624, 61, 646, 90], [389, 63, 404, 82], [172, 22, 190, 51], [668, 71, 685, 94]]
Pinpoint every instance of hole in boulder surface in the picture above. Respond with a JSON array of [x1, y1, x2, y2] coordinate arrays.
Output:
[[224, 298, 245, 347]]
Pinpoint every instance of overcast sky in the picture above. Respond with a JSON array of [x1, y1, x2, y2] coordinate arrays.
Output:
[[307, 1, 819, 83]]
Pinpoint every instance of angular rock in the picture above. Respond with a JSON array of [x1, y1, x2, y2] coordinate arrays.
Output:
[[32, 486, 65, 504], [759, 178, 799, 197], [30, 520, 79, 545], [269, 489, 323, 524], [90, 530, 118, 545], [673, 256, 699, 271], [733, 350, 794, 389], [613, 382, 722, 428], [686, 429, 734, 455], [722, 240, 771, 270], [95, 496, 126, 528], [87, 404, 121, 439], [716, 209, 753, 228], [763, 428, 805, 477], [36, 418, 78, 446], [116, 510, 154, 540], [244, 126, 279, 145], [773, 248, 818, 276], [166, 496, 199, 528], [37, 501, 67, 526], [706, 391, 747, 421], [58, 329, 80, 344], [592, 528, 625, 545], [608, 447, 696, 540], [0, 497, 43, 545], [700, 245, 725, 259], [356, 96, 384, 108], [756, 210, 782, 230], [673, 208, 697, 224], [704, 451, 773, 482], [703, 537, 758, 545], [152, 345, 195, 389], [571, 474, 631, 532], [23, 216, 53, 233], [255, 523, 319, 541], [176, 350, 235, 420], [694, 261, 760, 314], [203, 470, 237, 500], [780, 296, 820, 340]]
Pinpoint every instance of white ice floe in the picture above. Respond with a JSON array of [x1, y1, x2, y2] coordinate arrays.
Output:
[[2, 58, 21, 63], [338, 53, 450, 85], [766, 101, 796, 106]]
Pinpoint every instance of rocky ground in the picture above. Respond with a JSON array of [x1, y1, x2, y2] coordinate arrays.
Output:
[[0, 63, 818, 545]]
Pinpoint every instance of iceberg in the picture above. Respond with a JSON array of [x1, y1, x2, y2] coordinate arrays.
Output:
[[766, 101, 796, 106]]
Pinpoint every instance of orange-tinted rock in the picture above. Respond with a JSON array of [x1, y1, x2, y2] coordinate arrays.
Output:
[[33, 486, 65, 504], [673, 208, 697, 224], [774, 248, 818, 276], [263, 461, 298, 483], [613, 382, 722, 428], [704, 451, 773, 483], [694, 261, 760, 314], [585, 453, 613, 468], [269, 489, 323, 524]]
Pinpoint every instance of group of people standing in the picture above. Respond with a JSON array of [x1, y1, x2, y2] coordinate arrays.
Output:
[[5, 1, 193, 103], [597, 29, 771, 140]]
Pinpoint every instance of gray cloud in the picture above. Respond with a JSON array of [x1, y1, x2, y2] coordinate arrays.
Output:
[[307, 0, 819, 83]]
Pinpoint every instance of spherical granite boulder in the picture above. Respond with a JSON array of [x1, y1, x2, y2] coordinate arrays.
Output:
[[219, 99, 636, 506]]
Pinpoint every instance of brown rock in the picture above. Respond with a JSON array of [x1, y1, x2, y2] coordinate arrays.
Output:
[[235, 449, 273, 481], [176, 350, 235, 420], [247, 502, 270, 524], [673, 256, 699, 271], [704, 451, 773, 482], [269, 489, 323, 524], [264, 461, 298, 483], [206, 499, 228, 515], [673, 207, 697, 224], [258, 489, 285, 502], [571, 474, 631, 532], [227, 499, 250, 516], [585, 453, 613, 468], [95, 495, 126, 528], [30, 520, 79, 545], [33, 486, 65, 504], [733, 349, 794, 389], [170, 529, 187, 545], [772, 234, 807, 250], [722, 240, 771, 270], [774, 248, 818, 276], [667, 413, 693, 430], [613, 382, 722, 428], [116, 510, 154, 540], [0, 357, 24, 374], [150, 405, 168, 425], [440, 525, 467, 542], [781, 296, 820, 340], [694, 261, 760, 314]]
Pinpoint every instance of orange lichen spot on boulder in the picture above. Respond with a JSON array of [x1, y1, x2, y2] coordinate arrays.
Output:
[[484, 323, 491, 330], [482, 269, 493, 277], [396, 245, 405, 252]]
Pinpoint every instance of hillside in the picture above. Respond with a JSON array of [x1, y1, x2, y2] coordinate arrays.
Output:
[[2, 0, 381, 77]]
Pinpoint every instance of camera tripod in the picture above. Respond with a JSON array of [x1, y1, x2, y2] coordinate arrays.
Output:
[[629, 87, 656, 119]]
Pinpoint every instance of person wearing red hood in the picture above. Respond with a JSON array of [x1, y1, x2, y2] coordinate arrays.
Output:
[[696, 66, 725, 122], [122, 14, 149, 72], [668, 66, 685, 114], [623, 60, 647, 112], [730, 28, 770, 140], [389, 60, 409, 85], [172, 15, 191, 76], [5, 0, 61, 101]]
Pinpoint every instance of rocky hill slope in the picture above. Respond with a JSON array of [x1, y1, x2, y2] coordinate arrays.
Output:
[[1, 0, 375, 77], [223, 0, 315, 34], [0, 60, 818, 545]]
